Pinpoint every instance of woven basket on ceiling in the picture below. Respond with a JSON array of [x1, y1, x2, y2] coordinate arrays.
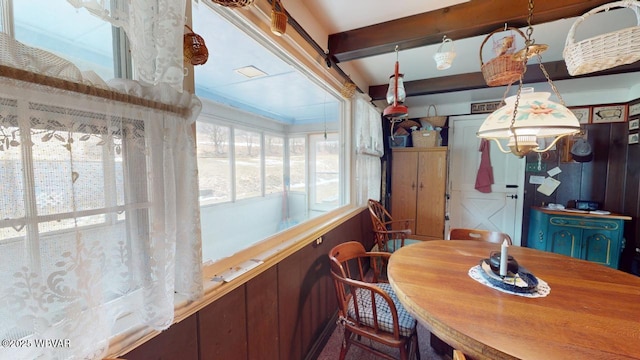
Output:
[[480, 27, 526, 87], [210, 0, 254, 8], [563, 1, 640, 76]]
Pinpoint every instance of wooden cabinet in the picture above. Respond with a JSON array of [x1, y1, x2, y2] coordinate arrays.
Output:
[[391, 147, 447, 241], [527, 207, 631, 269]]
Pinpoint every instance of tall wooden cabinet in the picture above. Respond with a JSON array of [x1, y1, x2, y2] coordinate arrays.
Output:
[[391, 147, 447, 241]]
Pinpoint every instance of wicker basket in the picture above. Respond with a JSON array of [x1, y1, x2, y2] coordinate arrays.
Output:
[[210, 0, 254, 7], [270, 0, 287, 36], [480, 27, 526, 87], [183, 25, 209, 66], [412, 130, 438, 148], [563, 1, 640, 76], [419, 105, 447, 128], [433, 36, 456, 70]]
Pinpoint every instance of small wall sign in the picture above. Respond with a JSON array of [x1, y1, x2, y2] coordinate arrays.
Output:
[[471, 101, 503, 114]]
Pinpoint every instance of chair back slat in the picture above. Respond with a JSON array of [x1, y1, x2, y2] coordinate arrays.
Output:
[[367, 199, 416, 252], [448, 227, 513, 245]]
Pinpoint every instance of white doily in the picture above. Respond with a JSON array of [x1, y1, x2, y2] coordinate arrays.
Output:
[[468, 265, 551, 298]]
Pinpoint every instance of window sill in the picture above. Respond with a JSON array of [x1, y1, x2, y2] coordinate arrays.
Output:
[[106, 204, 364, 357]]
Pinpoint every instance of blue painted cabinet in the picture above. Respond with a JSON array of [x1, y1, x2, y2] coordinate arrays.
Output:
[[527, 207, 630, 269]]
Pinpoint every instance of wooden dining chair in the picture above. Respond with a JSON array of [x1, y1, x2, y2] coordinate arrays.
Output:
[[368, 199, 420, 252], [328, 241, 420, 360], [447, 227, 513, 245]]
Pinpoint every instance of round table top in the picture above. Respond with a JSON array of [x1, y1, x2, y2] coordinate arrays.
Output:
[[387, 240, 640, 360]]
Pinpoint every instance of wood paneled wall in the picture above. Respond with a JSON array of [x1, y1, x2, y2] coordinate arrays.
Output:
[[123, 209, 372, 360], [521, 121, 639, 272]]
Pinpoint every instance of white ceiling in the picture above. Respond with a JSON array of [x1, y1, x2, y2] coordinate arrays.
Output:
[[194, 1, 640, 123], [300, 0, 470, 33], [293, 1, 640, 113]]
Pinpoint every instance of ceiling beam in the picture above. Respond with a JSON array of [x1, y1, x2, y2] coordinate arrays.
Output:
[[368, 61, 640, 101], [328, 0, 614, 63]]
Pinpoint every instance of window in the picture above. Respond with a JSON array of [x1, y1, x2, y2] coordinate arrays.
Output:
[[0, 2, 204, 358], [309, 133, 340, 211], [265, 134, 284, 195], [196, 122, 231, 204], [193, 4, 346, 264], [288, 136, 306, 194], [234, 128, 262, 200], [10, 0, 117, 80]]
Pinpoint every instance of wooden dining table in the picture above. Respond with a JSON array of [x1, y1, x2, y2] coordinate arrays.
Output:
[[387, 240, 640, 360]]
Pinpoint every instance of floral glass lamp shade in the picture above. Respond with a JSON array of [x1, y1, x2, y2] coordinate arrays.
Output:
[[477, 88, 581, 157]]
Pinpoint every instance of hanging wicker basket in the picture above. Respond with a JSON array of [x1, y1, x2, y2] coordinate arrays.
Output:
[[419, 105, 447, 128], [480, 27, 526, 87], [433, 36, 457, 70], [270, 0, 287, 36], [210, 0, 254, 8], [563, 1, 640, 76], [183, 25, 209, 66], [340, 80, 357, 99]]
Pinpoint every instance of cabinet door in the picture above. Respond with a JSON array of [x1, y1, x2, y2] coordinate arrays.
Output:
[[582, 229, 615, 267], [527, 209, 547, 251], [391, 150, 418, 234], [548, 225, 579, 258], [415, 150, 447, 238]]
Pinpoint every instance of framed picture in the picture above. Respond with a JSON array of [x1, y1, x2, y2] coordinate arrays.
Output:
[[629, 100, 640, 117], [630, 133, 639, 145], [630, 119, 640, 131], [569, 107, 591, 124], [592, 104, 627, 123]]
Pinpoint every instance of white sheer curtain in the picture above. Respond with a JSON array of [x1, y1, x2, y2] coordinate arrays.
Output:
[[0, 42, 202, 360], [354, 94, 384, 206], [67, 0, 187, 91]]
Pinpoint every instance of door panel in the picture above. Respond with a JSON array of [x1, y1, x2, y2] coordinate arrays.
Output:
[[391, 150, 418, 234], [416, 151, 447, 237], [448, 115, 525, 245]]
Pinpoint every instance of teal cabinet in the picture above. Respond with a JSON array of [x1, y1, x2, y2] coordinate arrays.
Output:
[[527, 207, 630, 269]]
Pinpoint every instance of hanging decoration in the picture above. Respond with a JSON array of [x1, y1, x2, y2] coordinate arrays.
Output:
[[479, 26, 526, 87], [340, 79, 357, 99], [563, 0, 640, 76], [433, 35, 457, 70], [477, 0, 581, 157], [383, 45, 408, 119], [183, 25, 209, 66], [270, 0, 287, 36], [210, 0, 254, 7]]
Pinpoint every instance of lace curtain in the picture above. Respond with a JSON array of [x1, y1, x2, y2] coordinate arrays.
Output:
[[67, 0, 187, 91], [0, 74, 202, 359], [354, 94, 384, 205]]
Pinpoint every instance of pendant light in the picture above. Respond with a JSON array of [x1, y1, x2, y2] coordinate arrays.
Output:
[[477, 0, 581, 157], [383, 46, 408, 119]]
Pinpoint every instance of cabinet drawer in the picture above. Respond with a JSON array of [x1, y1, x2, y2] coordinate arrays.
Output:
[[549, 216, 619, 231]]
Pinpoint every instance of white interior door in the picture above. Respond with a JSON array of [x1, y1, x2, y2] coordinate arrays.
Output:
[[447, 114, 525, 245]]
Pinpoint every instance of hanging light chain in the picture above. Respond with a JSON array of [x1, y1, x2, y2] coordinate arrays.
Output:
[[535, 53, 566, 106], [525, 0, 535, 47], [509, 0, 536, 154]]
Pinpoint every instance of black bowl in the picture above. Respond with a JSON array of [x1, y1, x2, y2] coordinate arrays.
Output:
[[489, 251, 519, 275]]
